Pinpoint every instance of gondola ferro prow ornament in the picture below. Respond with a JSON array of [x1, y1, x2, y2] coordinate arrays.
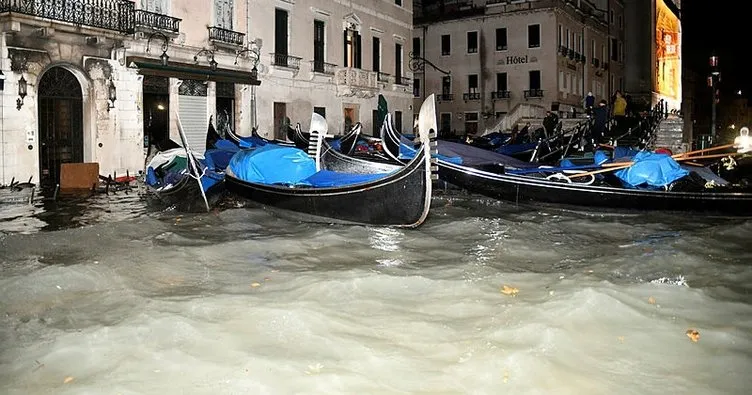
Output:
[[418, 94, 440, 182]]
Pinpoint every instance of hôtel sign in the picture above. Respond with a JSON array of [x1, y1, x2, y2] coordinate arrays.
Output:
[[497, 55, 538, 65]]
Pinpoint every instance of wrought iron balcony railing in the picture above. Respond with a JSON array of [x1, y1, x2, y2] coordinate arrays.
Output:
[[394, 75, 410, 86], [270, 53, 302, 69], [567, 49, 575, 59], [208, 26, 245, 46], [463, 92, 480, 101], [524, 89, 544, 99], [377, 71, 391, 82], [491, 90, 511, 99], [335, 68, 378, 89], [311, 60, 336, 75], [134, 9, 180, 33], [438, 93, 454, 101], [592, 58, 600, 67], [1, 0, 136, 33], [602, 62, 609, 71], [559, 45, 568, 56]]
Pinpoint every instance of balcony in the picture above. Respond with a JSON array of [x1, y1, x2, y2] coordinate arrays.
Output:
[[209, 26, 245, 47], [567, 49, 575, 60], [579, 55, 586, 64], [438, 93, 454, 101], [394, 75, 410, 86], [334, 68, 378, 90], [463, 92, 480, 101], [311, 60, 336, 75], [524, 89, 544, 99], [559, 45, 568, 56], [270, 53, 302, 70], [0, 0, 136, 34], [602, 62, 609, 71], [491, 90, 511, 99], [134, 9, 180, 33], [592, 58, 600, 67], [377, 71, 391, 83]]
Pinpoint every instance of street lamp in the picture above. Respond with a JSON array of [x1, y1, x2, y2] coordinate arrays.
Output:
[[709, 54, 721, 142], [194, 49, 218, 71], [146, 32, 170, 67], [16, 75, 27, 110]]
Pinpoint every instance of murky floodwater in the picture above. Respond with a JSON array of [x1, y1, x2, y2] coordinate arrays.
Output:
[[1, 188, 751, 394]]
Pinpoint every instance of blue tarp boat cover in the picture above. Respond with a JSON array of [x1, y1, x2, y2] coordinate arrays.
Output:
[[230, 145, 317, 185], [297, 170, 389, 187], [614, 151, 688, 187], [613, 146, 640, 159], [229, 145, 393, 187], [330, 139, 342, 151]]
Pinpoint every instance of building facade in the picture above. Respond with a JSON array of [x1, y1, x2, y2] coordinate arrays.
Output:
[[412, 0, 625, 136], [0, 0, 413, 187]]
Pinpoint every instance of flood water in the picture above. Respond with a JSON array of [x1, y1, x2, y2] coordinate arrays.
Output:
[[1, 188, 751, 394]]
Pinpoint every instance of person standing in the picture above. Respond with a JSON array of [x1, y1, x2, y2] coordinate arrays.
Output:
[[584, 92, 595, 116], [612, 91, 627, 131], [592, 100, 609, 144]]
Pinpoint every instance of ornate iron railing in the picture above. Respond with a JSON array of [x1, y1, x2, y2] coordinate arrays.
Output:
[[134, 9, 180, 33], [463, 92, 480, 101], [394, 75, 409, 86], [208, 26, 245, 46], [491, 90, 511, 99], [524, 89, 544, 99], [438, 93, 454, 101], [0, 0, 136, 33], [377, 71, 390, 83], [270, 53, 301, 70], [311, 60, 336, 75]]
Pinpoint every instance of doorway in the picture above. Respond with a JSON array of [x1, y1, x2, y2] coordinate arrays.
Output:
[[37, 67, 83, 187], [273, 102, 287, 140], [142, 75, 170, 153]]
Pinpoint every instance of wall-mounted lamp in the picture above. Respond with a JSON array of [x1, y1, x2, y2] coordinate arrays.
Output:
[[107, 78, 117, 112], [234, 47, 261, 81], [16, 75, 27, 110], [194, 48, 218, 71], [146, 32, 170, 67]]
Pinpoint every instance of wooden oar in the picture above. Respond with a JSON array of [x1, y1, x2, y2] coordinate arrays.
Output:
[[571, 152, 741, 179], [672, 143, 734, 158], [675, 152, 742, 161]]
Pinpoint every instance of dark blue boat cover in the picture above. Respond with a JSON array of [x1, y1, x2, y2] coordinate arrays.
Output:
[[436, 140, 537, 169], [614, 151, 688, 187], [229, 145, 317, 184], [494, 143, 536, 156], [297, 170, 389, 187]]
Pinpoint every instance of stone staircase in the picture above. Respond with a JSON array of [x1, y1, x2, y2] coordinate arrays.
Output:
[[514, 115, 589, 133], [650, 115, 686, 153]]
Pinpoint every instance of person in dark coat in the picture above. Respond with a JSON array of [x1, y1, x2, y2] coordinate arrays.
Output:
[[584, 92, 595, 115], [592, 99, 609, 144], [543, 111, 559, 139]]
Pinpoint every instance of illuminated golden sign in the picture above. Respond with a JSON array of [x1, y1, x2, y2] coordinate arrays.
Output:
[[655, 0, 681, 101]]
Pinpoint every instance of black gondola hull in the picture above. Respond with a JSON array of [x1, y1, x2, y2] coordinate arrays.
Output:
[[225, 148, 431, 226], [439, 161, 752, 215], [145, 177, 225, 212]]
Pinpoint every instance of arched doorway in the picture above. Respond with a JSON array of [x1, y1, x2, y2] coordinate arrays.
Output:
[[37, 67, 84, 186]]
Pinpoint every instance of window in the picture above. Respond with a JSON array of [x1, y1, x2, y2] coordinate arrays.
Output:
[[528, 24, 540, 48], [464, 112, 478, 136], [395, 43, 403, 84], [529, 70, 541, 90], [619, 15, 623, 28], [395, 0, 402, 6], [591, 39, 595, 59], [565, 28, 570, 48], [496, 72, 507, 92], [441, 34, 450, 56], [468, 74, 478, 93], [496, 28, 507, 51], [313, 20, 325, 72], [601, 44, 606, 63], [442, 76, 451, 95], [558, 25, 562, 47], [344, 28, 361, 68], [610, 10, 614, 24], [314, 106, 326, 118], [611, 38, 618, 61], [413, 78, 420, 97], [440, 113, 452, 136], [274, 8, 289, 65], [214, 0, 233, 29], [395, 111, 403, 133], [372, 37, 381, 72], [467, 31, 478, 53], [413, 37, 421, 57]]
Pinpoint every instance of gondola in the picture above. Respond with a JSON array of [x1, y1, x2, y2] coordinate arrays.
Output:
[[379, 106, 752, 215], [143, 117, 230, 212], [224, 95, 438, 227], [290, 121, 362, 155]]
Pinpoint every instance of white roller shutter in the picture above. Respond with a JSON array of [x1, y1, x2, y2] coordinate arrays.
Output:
[[178, 95, 208, 151]]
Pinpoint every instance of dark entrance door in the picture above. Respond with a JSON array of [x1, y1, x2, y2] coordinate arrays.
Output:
[[273, 102, 287, 140], [142, 75, 170, 154], [37, 67, 83, 187]]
